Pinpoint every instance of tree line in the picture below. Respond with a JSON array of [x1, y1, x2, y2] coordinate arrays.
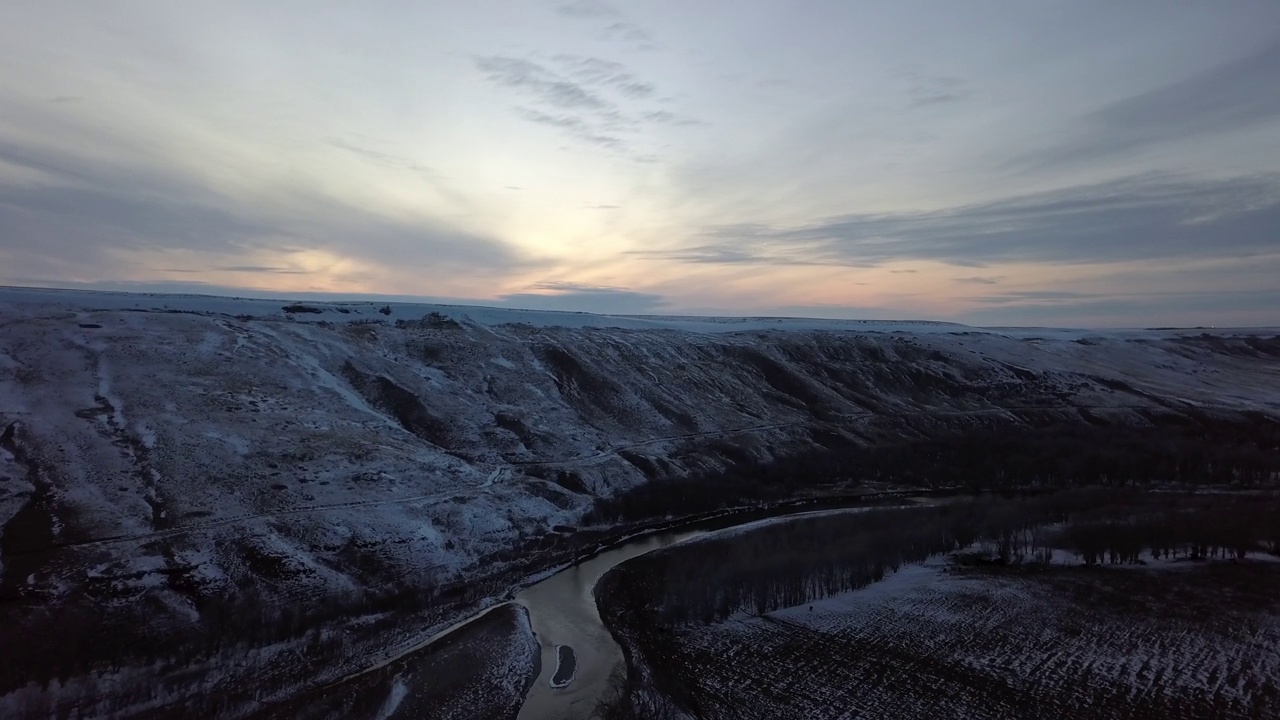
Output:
[[599, 490, 1280, 628], [587, 412, 1280, 526], [595, 490, 1280, 718]]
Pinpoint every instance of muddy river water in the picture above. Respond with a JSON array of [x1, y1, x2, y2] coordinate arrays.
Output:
[[511, 525, 711, 719], [509, 505, 903, 719]]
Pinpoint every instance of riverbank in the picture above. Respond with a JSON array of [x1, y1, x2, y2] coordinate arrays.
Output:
[[595, 490, 1280, 718], [253, 602, 539, 720], [155, 487, 1271, 719], [284, 489, 939, 719], [275, 486, 1258, 718], [620, 557, 1280, 719]]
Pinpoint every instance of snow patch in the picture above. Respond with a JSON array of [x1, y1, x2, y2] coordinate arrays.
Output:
[[373, 677, 409, 720]]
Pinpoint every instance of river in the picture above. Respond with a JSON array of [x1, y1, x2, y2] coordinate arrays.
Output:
[[511, 505, 904, 720], [513, 524, 711, 719]]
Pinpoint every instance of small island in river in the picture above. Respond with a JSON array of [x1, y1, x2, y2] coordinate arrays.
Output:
[[550, 645, 578, 689]]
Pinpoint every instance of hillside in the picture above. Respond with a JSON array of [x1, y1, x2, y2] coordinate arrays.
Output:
[[1, 286, 1278, 715]]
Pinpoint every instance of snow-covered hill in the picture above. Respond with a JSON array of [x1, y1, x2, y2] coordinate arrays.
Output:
[[0, 285, 1277, 711]]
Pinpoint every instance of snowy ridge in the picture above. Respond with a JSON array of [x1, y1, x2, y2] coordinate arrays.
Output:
[[0, 286, 1277, 673], [0, 285, 968, 334], [5, 285, 1274, 338]]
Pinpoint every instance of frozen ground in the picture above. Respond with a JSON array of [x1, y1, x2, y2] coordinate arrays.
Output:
[[260, 602, 539, 720], [3, 287, 1275, 605], [0, 285, 1277, 714], [652, 556, 1280, 719]]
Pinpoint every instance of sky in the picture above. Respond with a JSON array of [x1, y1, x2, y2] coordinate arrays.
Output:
[[1, 1, 1278, 327]]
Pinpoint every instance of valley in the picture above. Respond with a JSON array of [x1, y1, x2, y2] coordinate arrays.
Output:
[[0, 286, 1278, 718]]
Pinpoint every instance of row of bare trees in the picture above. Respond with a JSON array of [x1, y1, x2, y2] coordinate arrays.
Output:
[[595, 490, 1280, 718], [588, 414, 1280, 525], [603, 491, 1280, 628]]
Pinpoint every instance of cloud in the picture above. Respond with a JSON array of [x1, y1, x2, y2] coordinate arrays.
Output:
[[500, 280, 666, 313], [619, 82, 655, 98], [962, 289, 1280, 328], [474, 54, 699, 155], [0, 133, 535, 284], [746, 304, 906, 320], [626, 242, 871, 267], [325, 138, 438, 179], [600, 22, 653, 44], [322, 137, 461, 206], [555, 1, 656, 50], [641, 110, 703, 126], [889, 66, 970, 109], [904, 73, 969, 108], [0, 178, 267, 267], [972, 290, 1098, 305], [954, 276, 1001, 285], [474, 56, 608, 110], [553, 54, 655, 97], [1020, 37, 1280, 167], [326, 137, 404, 167], [639, 173, 1280, 268], [515, 108, 623, 149], [212, 265, 309, 274], [554, 0, 619, 18]]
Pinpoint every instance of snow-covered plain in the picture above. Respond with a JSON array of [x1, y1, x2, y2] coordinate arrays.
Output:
[[279, 602, 540, 720], [658, 555, 1280, 719], [1, 285, 1278, 714]]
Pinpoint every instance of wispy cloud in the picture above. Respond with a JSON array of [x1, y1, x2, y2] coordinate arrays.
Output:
[[954, 276, 1001, 285], [626, 241, 874, 267], [1018, 37, 1280, 167], [963, 288, 1280, 327], [902, 71, 969, 108], [640, 110, 703, 126], [639, 173, 1280, 268], [554, 0, 619, 18], [553, 54, 655, 97], [211, 265, 309, 274], [515, 108, 623, 149], [0, 132, 536, 284], [475, 56, 609, 110], [973, 290, 1096, 305], [600, 21, 653, 45], [474, 53, 700, 156], [325, 137, 439, 178], [555, 1, 656, 50]]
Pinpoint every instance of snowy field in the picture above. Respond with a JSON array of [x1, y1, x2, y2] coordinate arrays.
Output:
[[271, 602, 539, 720], [655, 556, 1280, 719]]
